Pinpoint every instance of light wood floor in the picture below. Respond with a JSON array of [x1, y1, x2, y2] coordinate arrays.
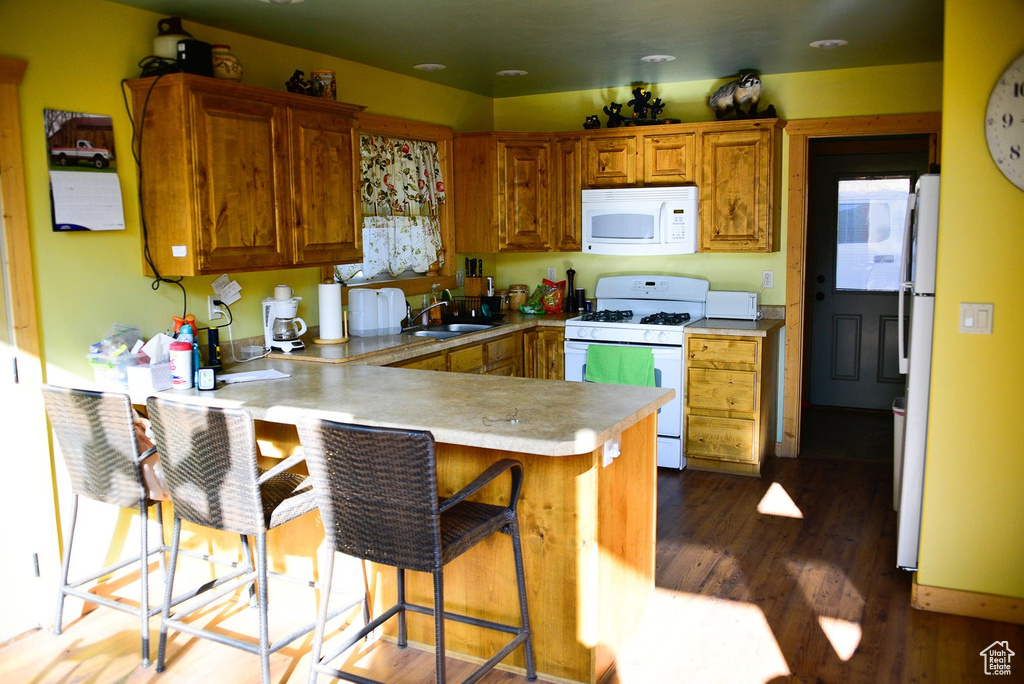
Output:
[[2, 455, 1021, 683]]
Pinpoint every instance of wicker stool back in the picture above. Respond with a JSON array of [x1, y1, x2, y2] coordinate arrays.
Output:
[[298, 418, 537, 683], [41, 384, 167, 668]]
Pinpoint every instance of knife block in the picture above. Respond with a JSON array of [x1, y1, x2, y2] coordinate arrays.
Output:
[[464, 277, 486, 297]]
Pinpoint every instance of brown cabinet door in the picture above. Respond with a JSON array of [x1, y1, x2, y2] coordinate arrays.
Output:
[[290, 106, 361, 264], [191, 91, 291, 272], [584, 133, 637, 186], [642, 131, 696, 184], [497, 139, 552, 251], [523, 329, 564, 379], [553, 136, 582, 251], [699, 127, 774, 252]]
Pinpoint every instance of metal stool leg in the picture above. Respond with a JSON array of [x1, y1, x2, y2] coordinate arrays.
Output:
[[157, 517, 182, 673], [255, 530, 271, 684], [397, 567, 407, 648], [138, 499, 151, 667], [53, 495, 79, 636], [433, 569, 447, 684], [307, 550, 335, 684], [510, 520, 537, 681]]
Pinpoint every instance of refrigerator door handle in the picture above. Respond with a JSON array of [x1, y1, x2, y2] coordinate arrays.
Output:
[[898, 281, 912, 375]]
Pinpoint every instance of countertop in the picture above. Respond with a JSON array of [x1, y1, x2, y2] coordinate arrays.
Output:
[[157, 357, 672, 457], [271, 311, 572, 366], [684, 317, 785, 337]]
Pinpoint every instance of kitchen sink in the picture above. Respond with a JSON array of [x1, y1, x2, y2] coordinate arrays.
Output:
[[410, 329, 464, 339], [406, 322, 500, 339]]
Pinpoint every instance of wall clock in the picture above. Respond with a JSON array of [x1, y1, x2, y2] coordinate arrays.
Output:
[[986, 52, 1024, 191]]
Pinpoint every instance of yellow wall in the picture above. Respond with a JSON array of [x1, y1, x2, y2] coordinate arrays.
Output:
[[487, 62, 943, 302], [0, 0, 491, 385], [915, 0, 1024, 599]]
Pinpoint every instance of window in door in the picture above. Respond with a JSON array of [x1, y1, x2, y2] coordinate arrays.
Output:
[[835, 176, 912, 292]]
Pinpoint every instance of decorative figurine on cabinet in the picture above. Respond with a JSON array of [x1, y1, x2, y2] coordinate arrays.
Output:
[[285, 69, 312, 95], [707, 72, 777, 119], [603, 102, 627, 128], [628, 86, 653, 121], [583, 115, 601, 129]]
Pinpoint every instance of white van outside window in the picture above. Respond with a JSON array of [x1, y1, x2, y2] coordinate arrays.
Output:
[[835, 177, 912, 292]]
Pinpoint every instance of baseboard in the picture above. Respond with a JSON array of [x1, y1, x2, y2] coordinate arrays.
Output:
[[912, 574, 1024, 624]]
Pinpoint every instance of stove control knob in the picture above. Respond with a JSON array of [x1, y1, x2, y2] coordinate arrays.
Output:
[[658, 331, 668, 343], [643, 330, 654, 342], [591, 328, 600, 339]]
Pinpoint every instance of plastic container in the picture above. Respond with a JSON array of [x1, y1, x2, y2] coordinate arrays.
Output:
[[169, 341, 193, 389], [892, 397, 906, 511]]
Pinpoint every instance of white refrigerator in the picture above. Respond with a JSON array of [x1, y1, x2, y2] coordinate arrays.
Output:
[[896, 173, 940, 571]]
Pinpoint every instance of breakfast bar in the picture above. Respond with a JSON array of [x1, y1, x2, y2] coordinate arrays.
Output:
[[155, 358, 672, 683]]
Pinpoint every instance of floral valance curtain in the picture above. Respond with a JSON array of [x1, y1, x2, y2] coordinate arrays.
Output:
[[336, 134, 447, 281]]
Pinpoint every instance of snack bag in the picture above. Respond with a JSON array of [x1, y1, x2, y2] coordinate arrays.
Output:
[[541, 279, 565, 314], [519, 284, 547, 314]]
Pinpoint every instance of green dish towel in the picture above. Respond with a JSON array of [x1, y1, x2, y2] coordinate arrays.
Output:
[[584, 345, 655, 386]]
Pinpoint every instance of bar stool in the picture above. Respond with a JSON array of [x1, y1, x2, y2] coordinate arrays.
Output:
[[296, 418, 537, 683], [41, 384, 169, 667], [146, 396, 341, 684]]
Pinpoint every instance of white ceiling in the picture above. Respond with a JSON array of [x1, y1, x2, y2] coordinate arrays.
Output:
[[109, 0, 945, 98]]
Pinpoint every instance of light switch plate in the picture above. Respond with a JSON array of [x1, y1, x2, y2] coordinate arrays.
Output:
[[959, 302, 994, 334]]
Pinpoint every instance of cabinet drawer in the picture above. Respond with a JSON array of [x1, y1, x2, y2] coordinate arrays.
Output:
[[484, 360, 518, 376], [686, 368, 756, 413], [394, 353, 446, 372], [485, 335, 519, 365], [449, 344, 485, 373], [687, 336, 759, 365], [685, 415, 756, 463]]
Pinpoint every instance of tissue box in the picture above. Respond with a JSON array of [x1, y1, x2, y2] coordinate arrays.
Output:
[[127, 362, 173, 396]]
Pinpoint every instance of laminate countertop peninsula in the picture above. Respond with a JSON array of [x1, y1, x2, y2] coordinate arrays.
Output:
[[151, 354, 669, 683]]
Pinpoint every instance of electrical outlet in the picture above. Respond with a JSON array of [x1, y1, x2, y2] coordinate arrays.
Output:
[[546, 266, 557, 281], [208, 295, 224, 321], [455, 269, 465, 287], [762, 270, 774, 289]]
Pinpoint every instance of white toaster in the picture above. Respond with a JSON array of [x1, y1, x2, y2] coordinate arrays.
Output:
[[705, 290, 760, 320]]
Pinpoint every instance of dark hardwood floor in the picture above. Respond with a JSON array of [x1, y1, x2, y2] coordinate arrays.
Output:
[[3, 440, 1021, 683]]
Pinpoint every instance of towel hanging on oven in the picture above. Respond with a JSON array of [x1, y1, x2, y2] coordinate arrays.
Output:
[[584, 346, 655, 386]]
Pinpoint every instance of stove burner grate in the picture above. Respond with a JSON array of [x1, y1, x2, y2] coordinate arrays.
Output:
[[579, 309, 633, 323], [639, 312, 691, 326]]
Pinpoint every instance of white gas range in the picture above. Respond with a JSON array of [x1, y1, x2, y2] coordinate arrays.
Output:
[[564, 275, 709, 469]]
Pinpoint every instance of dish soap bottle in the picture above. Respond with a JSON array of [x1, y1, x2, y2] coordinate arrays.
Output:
[[429, 284, 444, 325]]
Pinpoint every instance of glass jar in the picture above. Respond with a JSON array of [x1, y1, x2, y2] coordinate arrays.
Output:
[[211, 45, 243, 81]]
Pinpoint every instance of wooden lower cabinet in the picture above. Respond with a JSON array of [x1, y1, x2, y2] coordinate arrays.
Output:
[[389, 331, 522, 376], [523, 328, 565, 379], [684, 332, 778, 476]]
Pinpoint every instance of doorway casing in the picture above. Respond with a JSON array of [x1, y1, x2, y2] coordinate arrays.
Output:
[[781, 113, 942, 458]]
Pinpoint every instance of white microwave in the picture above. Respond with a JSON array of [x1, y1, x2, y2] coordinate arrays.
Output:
[[581, 186, 698, 255]]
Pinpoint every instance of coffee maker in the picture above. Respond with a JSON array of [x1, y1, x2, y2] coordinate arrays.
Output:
[[262, 285, 307, 352]]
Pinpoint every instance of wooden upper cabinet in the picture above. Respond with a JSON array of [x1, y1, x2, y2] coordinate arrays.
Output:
[[642, 131, 695, 184], [191, 90, 290, 272], [454, 132, 561, 253], [498, 138, 552, 251], [584, 132, 637, 186], [290, 106, 361, 264], [698, 120, 782, 253], [127, 73, 364, 276], [553, 134, 582, 251]]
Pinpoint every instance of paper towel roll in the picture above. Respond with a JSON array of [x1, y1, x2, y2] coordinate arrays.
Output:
[[318, 283, 344, 340]]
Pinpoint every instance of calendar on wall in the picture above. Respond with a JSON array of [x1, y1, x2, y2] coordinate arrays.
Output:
[[43, 109, 125, 232]]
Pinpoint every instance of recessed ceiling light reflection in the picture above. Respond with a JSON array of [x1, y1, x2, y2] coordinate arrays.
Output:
[[641, 55, 676, 64], [496, 69, 528, 77], [413, 63, 447, 72], [809, 39, 848, 49]]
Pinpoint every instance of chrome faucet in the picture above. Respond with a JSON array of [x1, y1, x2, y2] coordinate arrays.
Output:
[[403, 300, 448, 330]]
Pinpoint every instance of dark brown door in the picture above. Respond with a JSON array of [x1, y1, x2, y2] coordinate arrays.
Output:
[[807, 138, 929, 410]]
